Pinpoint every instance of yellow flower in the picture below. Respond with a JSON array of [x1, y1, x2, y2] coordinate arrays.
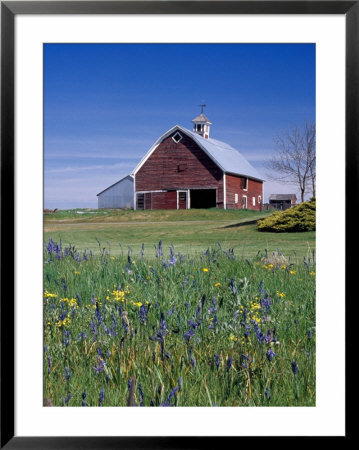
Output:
[[56, 316, 71, 328], [281, 265, 287, 269], [132, 301, 143, 308], [203, 268, 209, 272], [290, 270, 296, 275], [74, 271, 80, 275], [111, 289, 126, 302], [214, 282, 221, 287], [44, 291, 57, 298], [277, 291, 286, 298], [229, 334, 239, 342], [310, 271, 315, 276], [111, 257, 115, 260]]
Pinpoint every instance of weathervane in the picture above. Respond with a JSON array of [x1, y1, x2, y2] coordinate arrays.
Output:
[[199, 102, 206, 114]]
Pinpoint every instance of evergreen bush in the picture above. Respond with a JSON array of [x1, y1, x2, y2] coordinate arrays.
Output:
[[257, 198, 316, 232]]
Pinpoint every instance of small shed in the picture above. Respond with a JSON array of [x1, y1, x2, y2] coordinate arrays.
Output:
[[97, 175, 134, 209], [268, 194, 297, 210]]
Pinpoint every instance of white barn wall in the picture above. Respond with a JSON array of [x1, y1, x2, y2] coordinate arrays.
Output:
[[97, 176, 134, 209]]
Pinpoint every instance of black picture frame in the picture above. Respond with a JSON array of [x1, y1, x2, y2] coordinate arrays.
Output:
[[1, 1, 353, 447]]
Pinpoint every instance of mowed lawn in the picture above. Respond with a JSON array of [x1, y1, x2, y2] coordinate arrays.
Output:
[[44, 208, 315, 260]]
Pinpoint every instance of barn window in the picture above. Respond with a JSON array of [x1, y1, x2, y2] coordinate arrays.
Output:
[[242, 195, 247, 209], [241, 177, 248, 190], [252, 197, 256, 206], [172, 132, 183, 143], [234, 193, 238, 204], [136, 193, 145, 210]]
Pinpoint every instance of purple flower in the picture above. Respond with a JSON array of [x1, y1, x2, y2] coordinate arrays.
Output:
[[64, 366, 70, 382], [188, 319, 200, 329], [183, 329, 196, 342], [161, 386, 178, 407], [214, 353, 220, 370], [156, 240, 163, 258], [261, 295, 272, 311], [265, 387, 271, 400], [63, 330, 70, 347], [229, 278, 238, 295], [264, 329, 272, 344], [167, 306, 175, 317], [95, 303, 103, 323], [226, 356, 233, 373], [168, 246, 177, 265], [93, 356, 105, 374], [291, 361, 298, 375], [138, 383, 145, 406], [64, 393, 72, 405], [160, 312, 167, 334], [47, 356, 52, 374], [99, 388, 105, 406], [266, 348, 277, 362], [138, 304, 148, 324], [82, 390, 87, 406], [240, 354, 250, 368], [307, 329, 312, 340]]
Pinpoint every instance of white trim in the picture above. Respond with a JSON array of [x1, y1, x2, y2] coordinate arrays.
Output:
[[133, 175, 136, 210], [223, 172, 227, 210], [172, 131, 183, 143], [243, 177, 248, 191], [136, 190, 167, 194], [242, 195, 247, 209], [235, 193, 238, 204], [176, 190, 188, 210]]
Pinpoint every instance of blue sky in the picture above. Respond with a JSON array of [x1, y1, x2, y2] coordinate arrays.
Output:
[[44, 43, 315, 209]]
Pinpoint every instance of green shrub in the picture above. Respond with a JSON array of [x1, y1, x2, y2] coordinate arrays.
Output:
[[257, 198, 316, 232]]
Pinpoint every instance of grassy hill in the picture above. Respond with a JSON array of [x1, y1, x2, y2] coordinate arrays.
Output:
[[44, 208, 315, 260]]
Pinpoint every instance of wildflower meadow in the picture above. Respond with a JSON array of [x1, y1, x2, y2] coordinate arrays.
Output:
[[44, 238, 315, 407]]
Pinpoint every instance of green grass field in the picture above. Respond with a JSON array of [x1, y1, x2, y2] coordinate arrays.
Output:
[[43, 208, 315, 407], [44, 208, 315, 260]]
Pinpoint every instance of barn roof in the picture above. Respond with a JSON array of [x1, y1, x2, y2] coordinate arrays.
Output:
[[132, 125, 264, 181], [97, 174, 134, 196], [269, 194, 296, 201], [191, 113, 212, 124]]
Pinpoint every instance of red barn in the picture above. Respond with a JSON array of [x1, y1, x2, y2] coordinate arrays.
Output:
[[132, 112, 264, 211]]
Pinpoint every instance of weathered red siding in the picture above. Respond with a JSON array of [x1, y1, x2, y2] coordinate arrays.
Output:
[[135, 132, 224, 209], [150, 191, 177, 210], [226, 174, 263, 211]]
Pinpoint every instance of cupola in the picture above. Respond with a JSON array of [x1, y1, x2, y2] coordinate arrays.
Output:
[[192, 103, 212, 139]]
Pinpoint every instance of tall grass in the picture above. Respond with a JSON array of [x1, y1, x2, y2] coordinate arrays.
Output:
[[43, 239, 315, 407]]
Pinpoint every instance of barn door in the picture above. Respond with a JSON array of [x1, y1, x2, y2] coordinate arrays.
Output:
[[145, 193, 152, 210], [177, 191, 187, 209]]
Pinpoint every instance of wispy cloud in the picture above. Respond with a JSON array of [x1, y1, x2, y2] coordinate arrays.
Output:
[[45, 161, 136, 175]]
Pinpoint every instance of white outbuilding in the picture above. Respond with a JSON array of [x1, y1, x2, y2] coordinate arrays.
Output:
[[97, 175, 134, 209]]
